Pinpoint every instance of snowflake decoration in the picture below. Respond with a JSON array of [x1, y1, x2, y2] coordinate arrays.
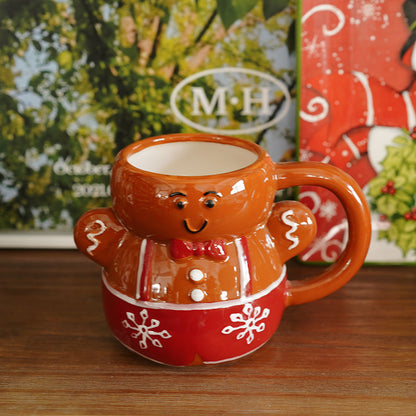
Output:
[[221, 303, 270, 345], [318, 200, 338, 221], [303, 35, 327, 59], [122, 309, 172, 349], [348, 0, 386, 24], [299, 149, 315, 162]]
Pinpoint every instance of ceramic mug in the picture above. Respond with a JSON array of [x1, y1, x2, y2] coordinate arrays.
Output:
[[74, 133, 371, 366]]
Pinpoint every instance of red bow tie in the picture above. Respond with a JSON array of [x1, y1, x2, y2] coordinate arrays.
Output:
[[170, 239, 227, 260]]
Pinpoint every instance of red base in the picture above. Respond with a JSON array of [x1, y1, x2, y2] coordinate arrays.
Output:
[[102, 270, 287, 366]]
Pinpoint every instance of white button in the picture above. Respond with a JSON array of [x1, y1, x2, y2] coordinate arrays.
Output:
[[190, 289, 205, 302], [188, 268, 205, 283]]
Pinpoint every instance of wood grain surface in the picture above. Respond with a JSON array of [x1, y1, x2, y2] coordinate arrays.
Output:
[[1, 250, 415, 415]]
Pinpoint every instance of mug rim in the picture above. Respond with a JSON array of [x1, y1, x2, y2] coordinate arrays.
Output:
[[115, 133, 268, 179]]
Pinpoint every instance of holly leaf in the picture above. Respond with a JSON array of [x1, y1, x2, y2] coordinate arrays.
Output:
[[393, 175, 408, 189], [376, 195, 397, 217], [397, 232, 416, 256], [217, 0, 259, 30], [398, 201, 411, 216], [395, 189, 414, 206], [403, 219, 416, 233], [401, 165, 416, 190], [407, 146, 416, 164], [393, 135, 411, 145], [381, 147, 404, 171], [263, 0, 290, 20], [368, 176, 387, 198], [378, 230, 388, 240], [402, 182, 416, 197]]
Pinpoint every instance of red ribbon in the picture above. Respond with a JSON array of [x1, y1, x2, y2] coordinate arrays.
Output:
[[170, 239, 227, 260]]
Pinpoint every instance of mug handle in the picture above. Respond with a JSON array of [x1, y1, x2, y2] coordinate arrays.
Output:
[[276, 162, 372, 306]]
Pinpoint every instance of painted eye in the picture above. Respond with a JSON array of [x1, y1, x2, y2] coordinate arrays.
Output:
[[169, 192, 188, 209], [202, 191, 221, 208], [176, 200, 186, 209]]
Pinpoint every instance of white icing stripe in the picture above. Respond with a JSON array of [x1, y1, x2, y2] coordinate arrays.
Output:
[[281, 210, 299, 250], [86, 220, 106, 254], [342, 133, 361, 160], [103, 265, 287, 311], [402, 90, 416, 130], [235, 237, 251, 299], [352, 71, 374, 126], [135, 239, 148, 300]]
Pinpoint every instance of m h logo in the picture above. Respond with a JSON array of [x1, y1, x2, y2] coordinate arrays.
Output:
[[170, 67, 291, 135], [190, 86, 273, 117]]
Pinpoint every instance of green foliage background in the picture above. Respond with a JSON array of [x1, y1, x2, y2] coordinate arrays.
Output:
[[0, 0, 295, 231], [368, 130, 416, 256]]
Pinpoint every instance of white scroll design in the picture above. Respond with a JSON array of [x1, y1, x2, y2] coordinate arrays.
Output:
[[299, 191, 348, 262], [300, 96, 330, 123], [299, 191, 321, 214], [302, 5, 346, 37], [301, 220, 348, 262]]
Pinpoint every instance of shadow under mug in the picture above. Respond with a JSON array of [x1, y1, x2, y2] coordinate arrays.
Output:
[[74, 133, 371, 366]]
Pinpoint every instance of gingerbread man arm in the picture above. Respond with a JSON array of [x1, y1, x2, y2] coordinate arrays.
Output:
[[267, 201, 317, 264], [73, 207, 128, 268]]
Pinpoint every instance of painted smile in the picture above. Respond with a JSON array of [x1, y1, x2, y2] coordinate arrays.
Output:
[[183, 219, 208, 234]]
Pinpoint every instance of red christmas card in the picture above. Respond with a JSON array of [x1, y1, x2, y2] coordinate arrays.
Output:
[[299, 0, 416, 263]]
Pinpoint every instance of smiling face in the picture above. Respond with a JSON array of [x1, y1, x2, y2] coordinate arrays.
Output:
[[111, 135, 277, 241], [112, 173, 277, 242], [170, 190, 219, 233], [165, 186, 234, 239]]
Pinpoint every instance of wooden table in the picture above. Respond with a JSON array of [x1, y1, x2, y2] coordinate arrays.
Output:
[[1, 249, 415, 415]]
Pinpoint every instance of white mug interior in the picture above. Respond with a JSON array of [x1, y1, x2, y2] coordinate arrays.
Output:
[[127, 141, 258, 176]]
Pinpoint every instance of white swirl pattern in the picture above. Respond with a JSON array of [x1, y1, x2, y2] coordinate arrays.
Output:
[[301, 5, 346, 37], [300, 96, 329, 123]]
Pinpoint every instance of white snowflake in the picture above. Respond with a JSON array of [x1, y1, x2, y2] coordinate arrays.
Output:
[[221, 303, 270, 345], [299, 149, 315, 162], [122, 309, 172, 349], [348, 0, 387, 24], [318, 200, 338, 221], [303, 35, 327, 59]]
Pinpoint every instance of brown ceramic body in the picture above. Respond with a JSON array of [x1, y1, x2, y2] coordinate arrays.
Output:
[[74, 133, 371, 365]]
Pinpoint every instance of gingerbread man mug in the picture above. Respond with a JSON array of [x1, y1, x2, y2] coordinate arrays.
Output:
[[74, 133, 371, 366]]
